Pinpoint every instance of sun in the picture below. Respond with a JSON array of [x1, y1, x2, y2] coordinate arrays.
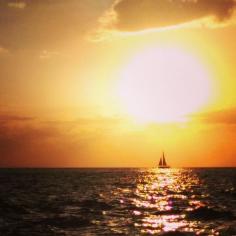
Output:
[[117, 46, 212, 123]]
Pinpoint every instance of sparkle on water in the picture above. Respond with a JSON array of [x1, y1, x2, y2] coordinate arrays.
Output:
[[129, 169, 202, 234]]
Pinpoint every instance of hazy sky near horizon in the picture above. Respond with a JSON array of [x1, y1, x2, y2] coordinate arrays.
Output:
[[1, 0, 236, 167]]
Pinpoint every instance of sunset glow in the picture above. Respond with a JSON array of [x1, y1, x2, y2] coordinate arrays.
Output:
[[0, 0, 236, 167]]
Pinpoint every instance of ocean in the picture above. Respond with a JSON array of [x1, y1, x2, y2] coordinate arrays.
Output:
[[0, 168, 235, 235]]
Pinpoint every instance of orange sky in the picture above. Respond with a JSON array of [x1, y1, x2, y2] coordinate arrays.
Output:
[[0, 0, 236, 167]]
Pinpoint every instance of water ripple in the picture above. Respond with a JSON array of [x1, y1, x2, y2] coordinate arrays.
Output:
[[0, 168, 236, 235]]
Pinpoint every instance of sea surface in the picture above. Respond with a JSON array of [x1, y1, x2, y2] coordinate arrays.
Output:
[[0, 168, 236, 236]]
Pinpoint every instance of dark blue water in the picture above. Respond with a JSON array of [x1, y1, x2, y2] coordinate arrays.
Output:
[[0, 168, 236, 235]]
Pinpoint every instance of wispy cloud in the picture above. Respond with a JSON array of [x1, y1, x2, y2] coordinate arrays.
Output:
[[0, 47, 9, 54], [39, 50, 60, 60], [194, 107, 236, 125], [8, 1, 26, 9], [0, 114, 34, 124]]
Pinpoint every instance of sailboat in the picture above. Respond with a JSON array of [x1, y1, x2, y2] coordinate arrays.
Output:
[[158, 152, 170, 168]]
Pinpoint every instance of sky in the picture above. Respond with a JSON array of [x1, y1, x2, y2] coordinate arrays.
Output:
[[0, 0, 236, 167]]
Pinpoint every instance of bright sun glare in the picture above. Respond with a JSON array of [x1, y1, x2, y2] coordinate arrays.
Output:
[[117, 46, 212, 123]]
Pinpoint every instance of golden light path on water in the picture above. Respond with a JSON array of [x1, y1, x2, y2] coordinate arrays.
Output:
[[113, 168, 221, 235], [133, 169, 192, 234]]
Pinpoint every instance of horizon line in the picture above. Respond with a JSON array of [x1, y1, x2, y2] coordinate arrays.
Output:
[[0, 166, 235, 169]]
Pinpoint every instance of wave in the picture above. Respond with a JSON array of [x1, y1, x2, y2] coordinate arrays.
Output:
[[187, 206, 235, 221]]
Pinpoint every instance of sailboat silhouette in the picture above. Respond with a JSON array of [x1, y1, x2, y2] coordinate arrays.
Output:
[[158, 152, 170, 168]]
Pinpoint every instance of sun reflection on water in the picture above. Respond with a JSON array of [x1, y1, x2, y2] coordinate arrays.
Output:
[[130, 168, 206, 234], [97, 168, 235, 235]]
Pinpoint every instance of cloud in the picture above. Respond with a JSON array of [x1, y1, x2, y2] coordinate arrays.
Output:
[[0, 114, 125, 167], [39, 50, 60, 59], [0, 114, 34, 123], [0, 118, 88, 167], [0, 0, 112, 51], [0, 47, 9, 54], [8, 1, 26, 9], [0, 123, 63, 166], [98, 0, 236, 34], [195, 107, 236, 124]]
